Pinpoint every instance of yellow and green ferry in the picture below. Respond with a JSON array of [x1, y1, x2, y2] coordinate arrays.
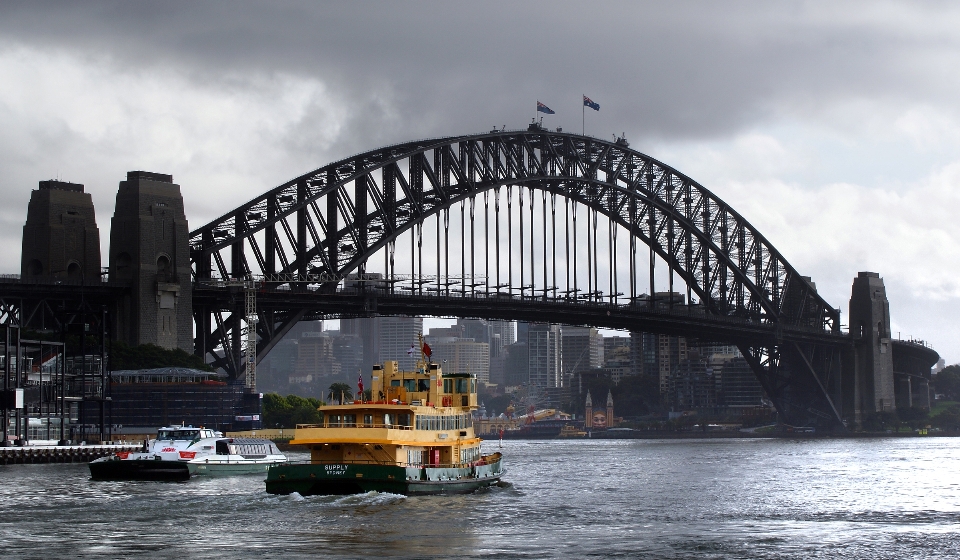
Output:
[[265, 353, 504, 496]]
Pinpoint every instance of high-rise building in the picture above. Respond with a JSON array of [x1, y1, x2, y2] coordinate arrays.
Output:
[[603, 339, 633, 385], [340, 317, 379, 374], [430, 338, 490, 382], [561, 327, 603, 374], [458, 319, 490, 345], [488, 320, 515, 350], [502, 342, 528, 387], [293, 332, 339, 385], [657, 335, 689, 393], [528, 323, 562, 389], [378, 316, 423, 371], [719, 357, 766, 408]]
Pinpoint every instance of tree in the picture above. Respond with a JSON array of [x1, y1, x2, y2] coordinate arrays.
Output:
[[262, 392, 324, 428], [931, 405, 960, 431], [934, 365, 960, 401], [897, 407, 929, 430], [328, 382, 353, 404], [109, 340, 213, 371]]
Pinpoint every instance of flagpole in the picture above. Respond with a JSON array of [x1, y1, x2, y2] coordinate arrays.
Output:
[[582, 95, 585, 136]]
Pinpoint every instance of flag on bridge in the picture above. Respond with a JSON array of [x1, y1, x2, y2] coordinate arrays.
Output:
[[583, 95, 600, 111], [537, 101, 555, 114], [422, 342, 432, 358]]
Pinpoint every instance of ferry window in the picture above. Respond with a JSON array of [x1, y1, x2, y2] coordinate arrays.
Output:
[[328, 415, 341, 427], [418, 379, 430, 391], [397, 414, 411, 427], [403, 379, 417, 392], [443, 379, 453, 393], [343, 414, 357, 427], [363, 414, 373, 426], [390, 380, 401, 387], [384, 414, 393, 427], [471, 380, 477, 393], [456, 379, 469, 393]]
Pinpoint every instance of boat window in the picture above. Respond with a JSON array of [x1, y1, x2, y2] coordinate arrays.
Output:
[[157, 430, 199, 440], [390, 380, 401, 387], [397, 413, 410, 427], [443, 379, 453, 393], [363, 414, 373, 426], [216, 440, 230, 455], [418, 379, 430, 391], [403, 379, 417, 392], [407, 449, 424, 466], [456, 379, 469, 393], [384, 413, 393, 427], [343, 414, 357, 427], [328, 415, 342, 427]]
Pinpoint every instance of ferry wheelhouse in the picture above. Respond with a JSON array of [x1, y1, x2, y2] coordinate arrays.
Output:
[[265, 357, 503, 496]]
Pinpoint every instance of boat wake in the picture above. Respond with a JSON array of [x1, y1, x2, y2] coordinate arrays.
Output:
[[330, 491, 407, 507]]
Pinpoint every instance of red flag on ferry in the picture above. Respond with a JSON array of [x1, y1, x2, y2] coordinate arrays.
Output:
[[358, 373, 364, 395], [422, 343, 432, 358]]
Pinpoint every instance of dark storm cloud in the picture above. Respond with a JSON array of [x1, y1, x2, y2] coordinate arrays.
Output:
[[3, 0, 957, 153]]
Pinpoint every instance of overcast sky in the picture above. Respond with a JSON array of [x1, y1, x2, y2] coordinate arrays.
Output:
[[1, 1, 957, 362]]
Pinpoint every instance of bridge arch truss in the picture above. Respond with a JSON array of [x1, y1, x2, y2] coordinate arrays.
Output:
[[190, 127, 846, 428]]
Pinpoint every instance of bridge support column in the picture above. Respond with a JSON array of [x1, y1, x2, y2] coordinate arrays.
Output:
[[108, 171, 192, 352], [847, 272, 895, 422]]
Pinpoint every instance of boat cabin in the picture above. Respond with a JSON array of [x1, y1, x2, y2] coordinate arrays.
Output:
[[371, 360, 478, 408], [156, 427, 218, 440]]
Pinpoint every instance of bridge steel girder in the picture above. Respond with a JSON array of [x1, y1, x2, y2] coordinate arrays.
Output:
[[190, 129, 846, 429]]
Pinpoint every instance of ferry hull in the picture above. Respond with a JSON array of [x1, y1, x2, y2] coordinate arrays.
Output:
[[265, 459, 503, 496], [88, 458, 191, 481]]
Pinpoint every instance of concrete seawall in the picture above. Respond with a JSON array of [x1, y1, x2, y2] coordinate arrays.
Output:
[[0, 444, 141, 465]]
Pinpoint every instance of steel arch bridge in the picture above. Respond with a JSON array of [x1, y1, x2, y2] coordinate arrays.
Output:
[[190, 125, 848, 429]]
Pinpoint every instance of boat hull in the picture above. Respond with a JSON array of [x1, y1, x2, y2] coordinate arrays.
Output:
[[89, 457, 191, 481], [188, 459, 286, 476], [265, 458, 503, 496]]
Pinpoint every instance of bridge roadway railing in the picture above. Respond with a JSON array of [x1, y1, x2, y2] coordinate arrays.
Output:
[[193, 283, 849, 348]]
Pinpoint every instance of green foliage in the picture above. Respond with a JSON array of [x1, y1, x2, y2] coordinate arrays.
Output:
[[860, 410, 899, 432], [262, 392, 324, 428], [109, 340, 213, 371], [931, 405, 960, 431], [934, 365, 960, 401], [327, 382, 353, 404], [896, 407, 929, 430]]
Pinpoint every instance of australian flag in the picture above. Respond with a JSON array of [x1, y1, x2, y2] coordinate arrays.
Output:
[[583, 95, 600, 111], [537, 101, 555, 114]]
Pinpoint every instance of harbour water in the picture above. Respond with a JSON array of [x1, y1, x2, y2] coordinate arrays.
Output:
[[2, 437, 959, 559]]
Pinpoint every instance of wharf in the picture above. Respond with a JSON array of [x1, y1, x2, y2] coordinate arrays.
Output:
[[0, 443, 140, 465]]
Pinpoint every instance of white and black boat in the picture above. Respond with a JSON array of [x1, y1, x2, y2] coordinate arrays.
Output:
[[89, 425, 287, 481]]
